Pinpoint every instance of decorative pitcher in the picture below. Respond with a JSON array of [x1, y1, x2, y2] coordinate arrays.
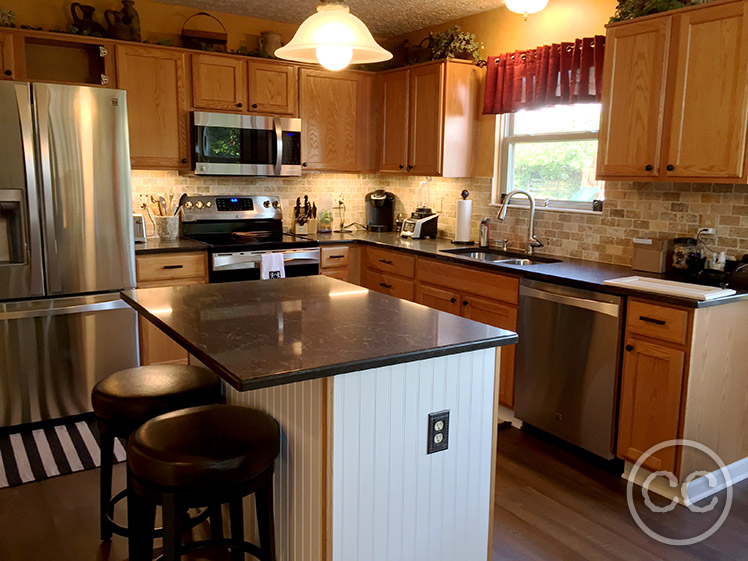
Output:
[[259, 31, 283, 58], [70, 3, 105, 36]]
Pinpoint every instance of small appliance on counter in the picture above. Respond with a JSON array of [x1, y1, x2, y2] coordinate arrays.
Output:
[[401, 207, 439, 239], [133, 214, 147, 243], [365, 189, 395, 232], [453, 190, 473, 244]]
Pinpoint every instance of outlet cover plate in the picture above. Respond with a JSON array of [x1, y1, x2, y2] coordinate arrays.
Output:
[[427, 410, 449, 455]]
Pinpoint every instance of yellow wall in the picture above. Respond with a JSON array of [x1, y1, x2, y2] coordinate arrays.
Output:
[[397, 0, 619, 176], [2, 0, 299, 51]]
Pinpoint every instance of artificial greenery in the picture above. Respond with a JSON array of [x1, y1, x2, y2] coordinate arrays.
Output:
[[609, 0, 706, 22], [427, 25, 482, 63]]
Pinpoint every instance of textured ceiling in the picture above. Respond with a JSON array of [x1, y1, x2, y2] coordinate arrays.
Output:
[[153, 0, 507, 37]]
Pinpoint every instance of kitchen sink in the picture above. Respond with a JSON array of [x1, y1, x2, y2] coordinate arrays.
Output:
[[439, 247, 561, 266]]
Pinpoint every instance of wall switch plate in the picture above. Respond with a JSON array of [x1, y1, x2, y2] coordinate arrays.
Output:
[[427, 410, 449, 455]]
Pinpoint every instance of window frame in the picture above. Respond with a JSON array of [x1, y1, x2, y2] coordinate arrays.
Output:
[[491, 106, 604, 213]]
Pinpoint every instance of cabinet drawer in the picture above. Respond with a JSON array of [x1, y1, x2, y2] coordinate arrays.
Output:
[[365, 247, 415, 278], [417, 258, 519, 305], [364, 269, 414, 301], [136, 252, 207, 284], [321, 246, 351, 269], [322, 268, 350, 282], [627, 300, 690, 345]]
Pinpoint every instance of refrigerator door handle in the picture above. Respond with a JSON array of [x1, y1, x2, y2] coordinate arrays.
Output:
[[0, 298, 131, 321], [33, 85, 62, 294], [15, 83, 45, 296]]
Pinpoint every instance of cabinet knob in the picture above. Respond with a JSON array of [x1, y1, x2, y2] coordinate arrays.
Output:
[[645, 164, 653, 172], [302, 162, 308, 167], [462, 300, 468, 306], [399, 164, 404, 170], [181, 158, 188, 164], [450, 297, 457, 303], [667, 164, 675, 172], [625, 344, 634, 352], [407, 164, 414, 171], [4, 69, 11, 76], [237, 102, 243, 108], [252, 103, 258, 109]]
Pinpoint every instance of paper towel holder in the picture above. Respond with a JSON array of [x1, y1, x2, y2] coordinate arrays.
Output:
[[452, 190, 475, 245]]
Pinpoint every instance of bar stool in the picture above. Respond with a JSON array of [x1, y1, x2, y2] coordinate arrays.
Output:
[[91, 364, 223, 540], [127, 404, 280, 561]]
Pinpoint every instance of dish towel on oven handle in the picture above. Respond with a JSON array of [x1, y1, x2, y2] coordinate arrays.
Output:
[[260, 252, 286, 280]]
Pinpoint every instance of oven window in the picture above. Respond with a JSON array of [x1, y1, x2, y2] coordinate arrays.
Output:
[[199, 127, 241, 163]]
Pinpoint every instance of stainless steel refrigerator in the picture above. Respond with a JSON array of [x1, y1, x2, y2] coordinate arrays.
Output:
[[0, 81, 138, 428]]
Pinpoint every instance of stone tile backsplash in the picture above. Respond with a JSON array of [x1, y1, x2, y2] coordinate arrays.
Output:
[[132, 170, 748, 266]]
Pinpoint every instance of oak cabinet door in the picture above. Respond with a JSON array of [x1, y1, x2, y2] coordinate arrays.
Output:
[[379, 69, 409, 172], [665, 2, 748, 179], [617, 338, 685, 474], [597, 17, 671, 178], [248, 60, 297, 115], [116, 45, 188, 169], [0, 32, 14, 80], [461, 294, 518, 408], [408, 63, 444, 176], [415, 283, 461, 316], [191, 53, 246, 111]]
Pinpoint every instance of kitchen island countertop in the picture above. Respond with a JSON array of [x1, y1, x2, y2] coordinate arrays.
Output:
[[121, 276, 517, 391]]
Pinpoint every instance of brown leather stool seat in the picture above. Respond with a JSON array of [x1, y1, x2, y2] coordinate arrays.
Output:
[[91, 365, 223, 540], [127, 405, 280, 561]]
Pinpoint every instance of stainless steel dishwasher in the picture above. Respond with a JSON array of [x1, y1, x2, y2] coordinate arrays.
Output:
[[515, 279, 622, 459]]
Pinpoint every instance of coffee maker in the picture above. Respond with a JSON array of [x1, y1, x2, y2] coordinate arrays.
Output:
[[365, 190, 395, 232]]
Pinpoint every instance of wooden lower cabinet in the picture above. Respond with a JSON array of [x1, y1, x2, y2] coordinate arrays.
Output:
[[319, 245, 360, 285], [135, 251, 208, 365], [364, 269, 414, 301], [415, 283, 461, 315], [617, 336, 686, 474]]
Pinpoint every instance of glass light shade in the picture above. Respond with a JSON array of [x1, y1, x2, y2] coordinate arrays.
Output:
[[275, 3, 392, 71], [505, 0, 549, 15]]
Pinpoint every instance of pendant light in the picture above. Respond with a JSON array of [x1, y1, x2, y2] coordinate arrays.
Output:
[[505, 0, 549, 19], [275, 1, 392, 71]]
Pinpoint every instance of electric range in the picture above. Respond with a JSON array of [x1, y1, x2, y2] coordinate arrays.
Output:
[[181, 195, 320, 283]]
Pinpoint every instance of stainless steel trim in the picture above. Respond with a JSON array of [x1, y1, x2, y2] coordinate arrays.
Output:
[[33, 84, 61, 294], [0, 298, 130, 321], [194, 162, 277, 176], [181, 195, 282, 222], [274, 117, 283, 176], [193, 111, 244, 129], [277, 117, 302, 133], [212, 248, 320, 272], [520, 285, 621, 317], [14, 83, 45, 297]]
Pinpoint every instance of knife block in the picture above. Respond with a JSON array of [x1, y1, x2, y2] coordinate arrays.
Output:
[[292, 222, 310, 235]]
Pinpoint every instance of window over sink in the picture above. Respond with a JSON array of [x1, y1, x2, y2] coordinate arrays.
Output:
[[492, 103, 605, 212]]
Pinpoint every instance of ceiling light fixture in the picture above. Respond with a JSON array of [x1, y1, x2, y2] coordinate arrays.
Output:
[[505, 0, 549, 20], [275, 1, 392, 72]]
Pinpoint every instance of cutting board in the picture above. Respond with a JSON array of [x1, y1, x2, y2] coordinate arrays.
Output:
[[603, 276, 736, 301]]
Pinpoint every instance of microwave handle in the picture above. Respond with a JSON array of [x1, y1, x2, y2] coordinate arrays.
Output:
[[274, 117, 283, 176]]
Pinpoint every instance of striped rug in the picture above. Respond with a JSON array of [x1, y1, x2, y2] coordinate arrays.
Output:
[[0, 415, 126, 489]]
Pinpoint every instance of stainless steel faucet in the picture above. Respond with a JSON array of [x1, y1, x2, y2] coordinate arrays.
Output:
[[496, 189, 544, 256]]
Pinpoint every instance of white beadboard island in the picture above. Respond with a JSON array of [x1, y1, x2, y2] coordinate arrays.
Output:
[[122, 276, 518, 561]]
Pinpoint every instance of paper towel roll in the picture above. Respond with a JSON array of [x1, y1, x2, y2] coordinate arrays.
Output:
[[455, 199, 472, 242]]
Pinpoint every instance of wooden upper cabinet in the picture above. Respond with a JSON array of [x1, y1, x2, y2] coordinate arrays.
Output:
[[300, 68, 375, 172], [0, 32, 15, 80], [408, 63, 444, 176], [248, 60, 297, 115], [116, 45, 188, 169], [597, 18, 671, 178], [379, 69, 409, 172], [617, 337, 685, 474], [191, 53, 246, 111], [665, 2, 748, 179]]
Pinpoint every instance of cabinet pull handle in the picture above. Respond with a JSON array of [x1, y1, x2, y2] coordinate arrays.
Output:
[[462, 300, 469, 306], [379, 259, 393, 265], [450, 298, 457, 303], [645, 164, 653, 172], [379, 282, 393, 289], [163, 265, 184, 270], [639, 316, 666, 325], [625, 344, 634, 352], [329, 255, 346, 259], [666, 164, 675, 172]]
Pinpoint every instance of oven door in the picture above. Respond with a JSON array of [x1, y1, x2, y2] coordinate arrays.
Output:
[[210, 248, 320, 283], [193, 112, 302, 177]]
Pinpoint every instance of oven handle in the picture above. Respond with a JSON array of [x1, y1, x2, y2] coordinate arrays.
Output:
[[274, 117, 283, 176]]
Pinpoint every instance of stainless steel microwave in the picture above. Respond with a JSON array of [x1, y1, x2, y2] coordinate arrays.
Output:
[[192, 112, 302, 176]]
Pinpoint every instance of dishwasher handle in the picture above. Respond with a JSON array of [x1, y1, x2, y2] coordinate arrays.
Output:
[[520, 285, 620, 317]]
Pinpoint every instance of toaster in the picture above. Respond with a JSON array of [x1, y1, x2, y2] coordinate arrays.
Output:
[[133, 214, 146, 243]]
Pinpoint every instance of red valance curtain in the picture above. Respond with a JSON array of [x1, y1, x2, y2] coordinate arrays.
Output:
[[482, 35, 605, 115]]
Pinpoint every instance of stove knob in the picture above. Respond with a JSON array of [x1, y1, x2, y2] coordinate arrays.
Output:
[[263, 200, 271, 208], [184, 201, 193, 209], [205, 201, 213, 208], [272, 200, 280, 208], [195, 201, 204, 209]]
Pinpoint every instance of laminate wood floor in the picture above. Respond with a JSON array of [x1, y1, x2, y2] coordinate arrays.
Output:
[[0, 427, 745, 560]]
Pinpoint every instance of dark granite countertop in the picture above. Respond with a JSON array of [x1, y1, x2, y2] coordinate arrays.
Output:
[[121, 276, 517, 391], [300, 231, 748, 309], [134, 237, 209, 255]]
